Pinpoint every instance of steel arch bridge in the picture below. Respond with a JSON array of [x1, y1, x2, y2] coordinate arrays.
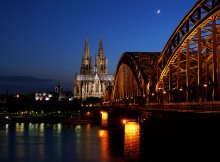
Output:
[[104, 0, 220, 105], [109, 52, 160, 105]]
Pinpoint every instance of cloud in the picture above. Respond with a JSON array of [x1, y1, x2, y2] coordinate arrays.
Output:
[[0, 76, 57, 94], [0, 76, 53, 83]]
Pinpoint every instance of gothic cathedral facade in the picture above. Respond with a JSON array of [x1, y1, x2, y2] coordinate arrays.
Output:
[[73, 35, 114, 100]]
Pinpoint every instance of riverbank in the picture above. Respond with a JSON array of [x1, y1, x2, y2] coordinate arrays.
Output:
[[6, 116, 96, 124]]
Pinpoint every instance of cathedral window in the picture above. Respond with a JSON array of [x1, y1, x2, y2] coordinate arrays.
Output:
[[96, 83, 99, 93], [101, 64, 104, 72]]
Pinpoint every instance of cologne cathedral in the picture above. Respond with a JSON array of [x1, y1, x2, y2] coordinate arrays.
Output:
[[73, 35, 114, 100]]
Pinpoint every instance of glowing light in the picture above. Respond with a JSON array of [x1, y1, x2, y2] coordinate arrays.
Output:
[[98, 130, 107, 137], [75, 125, 81, 131], [125, 122, 139, 135], [122, 119, 127, 124], [101, 111, 108, 120], [57, 123, 62, 130], [87, 111, 90, 115]]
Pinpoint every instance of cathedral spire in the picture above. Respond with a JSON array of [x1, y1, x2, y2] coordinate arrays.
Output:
[[84, 33, 90, 58], [98, 34, 105, 58], [95, 34, 108, 74], [80, 34, 92, 74]]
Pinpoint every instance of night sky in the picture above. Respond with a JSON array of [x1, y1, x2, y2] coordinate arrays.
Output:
[[0, 0, 197, 94]]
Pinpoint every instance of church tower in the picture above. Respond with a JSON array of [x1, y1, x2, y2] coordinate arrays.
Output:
[[80, 34, 92, 74], [74, 34, 114, 100], [95, 35, 108, 74]]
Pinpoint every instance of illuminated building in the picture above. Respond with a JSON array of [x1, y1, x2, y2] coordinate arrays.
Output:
[[35, 92, 53, 101], [73, 34, 114, 100]]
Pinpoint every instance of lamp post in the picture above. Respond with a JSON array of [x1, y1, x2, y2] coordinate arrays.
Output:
[[163, 91, 167, 103], [203, 83, 207, 101]]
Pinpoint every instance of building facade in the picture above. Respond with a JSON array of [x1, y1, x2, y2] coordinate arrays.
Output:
[[73, 35, 114, 100]]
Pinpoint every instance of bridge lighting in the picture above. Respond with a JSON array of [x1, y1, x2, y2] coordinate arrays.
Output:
[[101, 111, 108, 120], [122, 119, 127, 124], [98, 130, 107, 137]]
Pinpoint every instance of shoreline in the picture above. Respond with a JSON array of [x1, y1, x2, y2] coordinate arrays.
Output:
[[6, 116, 96, 124]]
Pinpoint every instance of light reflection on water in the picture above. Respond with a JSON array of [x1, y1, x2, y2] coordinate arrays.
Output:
[[1, 114, 220, 162], [0, 123, 125, 162], [124, 122, 140, 161]]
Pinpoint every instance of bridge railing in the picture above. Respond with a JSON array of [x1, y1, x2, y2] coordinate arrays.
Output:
[[142, 101, 220, 113]]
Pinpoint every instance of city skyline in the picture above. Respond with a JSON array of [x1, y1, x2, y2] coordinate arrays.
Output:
[[0, 0, 197, 94]]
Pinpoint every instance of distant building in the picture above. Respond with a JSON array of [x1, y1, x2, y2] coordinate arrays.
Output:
[[55, 82, 63, 95], [35, 92, 53, 101], [55, 82, 73, 101], [73, 34, 114, 100]]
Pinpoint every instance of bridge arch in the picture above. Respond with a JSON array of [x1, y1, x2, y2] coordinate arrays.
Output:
[[156, 0, 220, 102], [105, 0, 220, 105], [111, 52, 160, 105]]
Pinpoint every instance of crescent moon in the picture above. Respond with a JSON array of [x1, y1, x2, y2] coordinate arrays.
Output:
[[157, 9, 160, 14]]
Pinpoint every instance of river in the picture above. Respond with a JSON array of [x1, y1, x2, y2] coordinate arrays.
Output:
[[0, 113, 220, 162]]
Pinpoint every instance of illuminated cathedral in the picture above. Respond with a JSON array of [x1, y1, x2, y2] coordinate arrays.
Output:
[[73, 35, 114, 100]]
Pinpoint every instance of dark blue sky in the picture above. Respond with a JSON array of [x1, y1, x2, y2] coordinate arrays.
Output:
[[0, 0, 197, 94]]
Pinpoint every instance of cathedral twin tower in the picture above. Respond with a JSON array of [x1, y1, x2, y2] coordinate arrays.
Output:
[[74, 34, 114, 100], [80, 34, 108, 75]]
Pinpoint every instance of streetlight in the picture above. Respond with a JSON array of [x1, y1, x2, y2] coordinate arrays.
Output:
[[203, 83, 207, 101]]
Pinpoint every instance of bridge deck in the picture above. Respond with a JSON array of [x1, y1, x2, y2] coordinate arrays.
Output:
[[110, 101, 220, 114]]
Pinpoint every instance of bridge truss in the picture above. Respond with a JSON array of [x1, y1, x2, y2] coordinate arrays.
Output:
[[110, 52, 160, 104], [157, 0, 220, 102], [105, 0, 220, 104]]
